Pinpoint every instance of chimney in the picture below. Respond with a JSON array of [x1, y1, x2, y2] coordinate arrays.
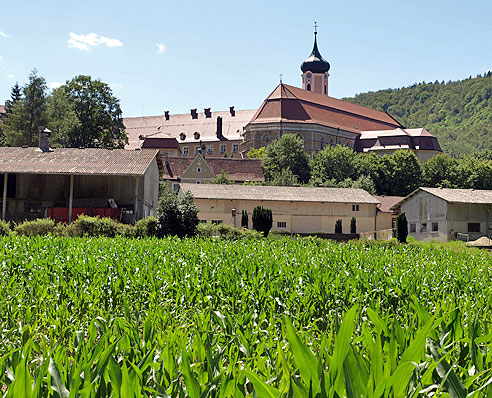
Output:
[[229, 106, 235, 117], [216, 116, 223, 140], [38, 127, 52, 152], [204, 108, 212, 118], [190, 108, 198, 119], [164, 110, 170, 121]]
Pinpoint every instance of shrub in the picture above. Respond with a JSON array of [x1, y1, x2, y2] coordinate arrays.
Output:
[[350, 217, 356, 234], [396, 212, 408, 243], [14, 218, 55, 236], [135, 217, 158, 237], [196, 222, 262, 239], [335, 219, 343, 234], [241, 210, 248, 228], [156, 190, 199, 238], [68, 215, 121, 237], [117, 223, 135, 238], [252, 206, 273, 237], [0, 219, 10, 236]]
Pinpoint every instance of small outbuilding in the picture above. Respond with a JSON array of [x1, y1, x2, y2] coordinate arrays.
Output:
[[179, 183, 379, 234], [392, 187, 492, 242], [0, 145, 160, 223]]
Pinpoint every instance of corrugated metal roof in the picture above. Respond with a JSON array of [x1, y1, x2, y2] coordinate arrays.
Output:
[[0, 147, 158, 176], [180, 183, 380, 204]]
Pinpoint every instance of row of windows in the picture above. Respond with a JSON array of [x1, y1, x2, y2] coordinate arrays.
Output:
[[181, 144, 239, 156], [409, 222, 439, 233], [409, 222, 481, 234]]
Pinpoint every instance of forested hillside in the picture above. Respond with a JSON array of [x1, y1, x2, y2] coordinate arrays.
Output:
[[345, 72, 492, 156]]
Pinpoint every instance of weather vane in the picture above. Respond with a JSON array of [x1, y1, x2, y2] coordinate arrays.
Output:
[[280, 73, 283, 84], [314, 21, 318, 34]]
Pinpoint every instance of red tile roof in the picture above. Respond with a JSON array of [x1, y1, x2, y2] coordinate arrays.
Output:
[[162, 156, 264, 182], [249, 84, 403, 133], [206, 157, 264, 182], [375, 196, 405, 213], [141, 137, 179, 149]]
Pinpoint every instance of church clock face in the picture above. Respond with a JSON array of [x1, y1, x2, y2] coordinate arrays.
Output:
[[307, 73, 312, 79]]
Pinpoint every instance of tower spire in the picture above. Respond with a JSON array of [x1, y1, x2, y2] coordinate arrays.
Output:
[[300, 25, 330, 95]]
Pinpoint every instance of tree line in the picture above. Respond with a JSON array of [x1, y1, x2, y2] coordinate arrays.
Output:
[[0, 69, 126, 149], [345, 72, 492, 156], [248, 134, 492, 197]]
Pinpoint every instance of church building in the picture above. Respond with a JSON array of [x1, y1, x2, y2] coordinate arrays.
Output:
[[124, 29, 442, 161]]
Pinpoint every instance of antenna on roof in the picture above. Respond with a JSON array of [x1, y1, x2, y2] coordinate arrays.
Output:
[[279, 73, 283, 84]]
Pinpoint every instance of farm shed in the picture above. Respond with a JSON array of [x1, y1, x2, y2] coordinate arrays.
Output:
[[392, 187, 492, 242], [179, 183, 380, 234], [0, 147, 160, 223]]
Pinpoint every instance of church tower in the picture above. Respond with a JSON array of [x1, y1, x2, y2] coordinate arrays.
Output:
[[300, 26, 330, 96]]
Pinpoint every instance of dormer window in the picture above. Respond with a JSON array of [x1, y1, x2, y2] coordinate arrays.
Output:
[[180, 133, 186, 141], [194, 132, 200, 140]]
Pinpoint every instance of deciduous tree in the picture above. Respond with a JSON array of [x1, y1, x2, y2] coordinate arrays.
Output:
[[262, 134, 310, 183]]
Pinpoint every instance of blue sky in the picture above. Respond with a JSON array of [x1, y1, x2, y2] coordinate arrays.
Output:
[[1, 0, 491, 117]]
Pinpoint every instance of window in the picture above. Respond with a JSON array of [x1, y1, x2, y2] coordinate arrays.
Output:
[[232, 144, 239, 153], [212, 220, 223, 225], [410, 223, 416, 233], [183, 146, 189, 156], [307, 84, 311, 91], [420, 223, 427, 233], [392, 218, 397, 229], [171, 182, 179, 192], [199, 220, 207, 223], [194, 146, 200, 155], [220, 144, 226, 154], [179, 133, 186, 141], [196, 180, 201, 184], [0, 173, 16, 198], [468, 223, 481, 233], [324, 86, 327, 95], [352, 204, 359, 211], [194, 132, 200, 140], [197, 167, 202, 173], [277, 221, 287, 228], [207, 145, 213, 154], [432, 222, 438, 232]]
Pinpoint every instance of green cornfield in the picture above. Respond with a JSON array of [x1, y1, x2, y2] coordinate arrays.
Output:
[[1, 235, 492, 397]]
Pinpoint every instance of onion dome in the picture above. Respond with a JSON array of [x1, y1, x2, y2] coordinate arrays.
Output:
[[300, 32, 330, 74]]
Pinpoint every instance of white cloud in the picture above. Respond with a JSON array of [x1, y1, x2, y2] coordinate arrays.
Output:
[[68, 32, 123, 51], [0, 56, 3, 61], [6, 74, 14, 79], [156, 43, 166, 54], [49, 81, 62, 89], [0, 31, 10, 39]]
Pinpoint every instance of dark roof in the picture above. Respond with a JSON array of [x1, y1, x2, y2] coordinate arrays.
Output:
[[141, 137, 179, 149], [0, 147, 159, 176], [180, 183, 380, 204], [357, 128, 442, 152], [248, 84, 403, 133], [301, 33, 330, 74], [162, 156, 264, 182]]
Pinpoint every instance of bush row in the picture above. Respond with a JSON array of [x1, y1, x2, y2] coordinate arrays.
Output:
[[0, 216, 259, 240]]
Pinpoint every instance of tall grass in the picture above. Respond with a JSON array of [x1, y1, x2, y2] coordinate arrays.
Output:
[[1, 235, 492, 396]]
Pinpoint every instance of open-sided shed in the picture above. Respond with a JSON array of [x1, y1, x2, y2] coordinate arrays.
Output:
[[0, 147, 160, 223]]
